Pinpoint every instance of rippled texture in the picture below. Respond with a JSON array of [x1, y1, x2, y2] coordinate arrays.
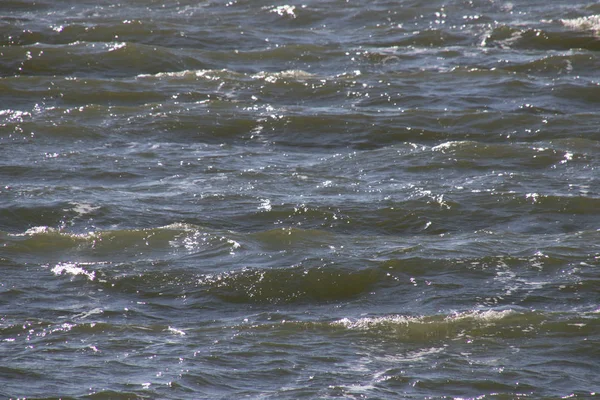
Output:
[[1, 0, 600, 398]]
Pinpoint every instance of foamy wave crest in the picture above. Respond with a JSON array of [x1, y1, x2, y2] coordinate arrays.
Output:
[[6, 223, 240, 258], [251, 69, 315, 83], [335, 310, 514, 329], [561, 15, 600, 33], [51, 262, 96, 281], [136, 68, 240, 79], [332, 310, 516, 341]]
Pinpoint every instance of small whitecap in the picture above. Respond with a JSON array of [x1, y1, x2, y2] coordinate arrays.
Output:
[[107, 42, 127, 52], [258, 198, 272, 211], [227, 238, 241, 249], [561, 15, 600, 33], [525, 193, 540, 203], [19, 226, 57, 236], [70, 203, 101, 216], [73, 308, 104, 319], [266, 5, 297, 18], [167, 326, 186, 336], [51, 262, 95, 281]]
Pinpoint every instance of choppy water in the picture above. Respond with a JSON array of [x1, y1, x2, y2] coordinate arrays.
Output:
[[1, 0, 600, 398]]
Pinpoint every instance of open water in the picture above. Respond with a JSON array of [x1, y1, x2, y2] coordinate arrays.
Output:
[[1, 0, 600, 398]]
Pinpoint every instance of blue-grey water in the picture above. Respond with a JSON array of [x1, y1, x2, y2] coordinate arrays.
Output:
[[1, 1, 600, 398]]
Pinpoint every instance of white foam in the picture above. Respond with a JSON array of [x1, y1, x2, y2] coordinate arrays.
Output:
[[107, 42, 127, 52], [167, 326, 186, 336], [74, 308, 104, 319], [432, 140, 474, 152], [333, 315, 422, 330], [561, 15, 600, 33], [70, 203, 101, 216], [0, 109, 32, 122], [51, 262, 96, 281], [334, 309, 514, 330], [137, 69, 233, 79], [264, 5, 297, 18], [447, 309, 514, 323], [251, 70, 315, 83], [22, 226, 57, 236], [258, 198, 272, 212]]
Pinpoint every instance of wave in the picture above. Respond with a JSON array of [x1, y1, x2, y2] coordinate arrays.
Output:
[[250, 227, 336, 251], [200, 265, 381, 304], [483, 23, 600, 51], [331, 309, 522, 341], [239, 309, 600, 344], [368, 28, 470, 49], [0, 41, 206, 78], [561, 15, 600, 33], [430, 140, 587, 169], [1, 223, 241, 262], [27, 239, 596, 310], [509, 193, 600, 214]]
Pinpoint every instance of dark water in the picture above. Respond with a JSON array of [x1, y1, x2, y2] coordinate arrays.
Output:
[[1, 0, 600, 398]]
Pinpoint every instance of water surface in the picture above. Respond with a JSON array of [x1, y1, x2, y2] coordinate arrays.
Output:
[[1, 0, 600, 398]]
